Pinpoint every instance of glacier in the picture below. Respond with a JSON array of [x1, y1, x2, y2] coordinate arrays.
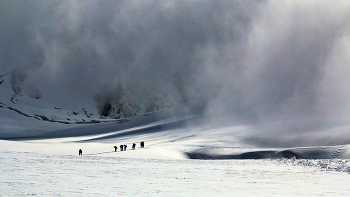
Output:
[[1, 1, 350, 196]]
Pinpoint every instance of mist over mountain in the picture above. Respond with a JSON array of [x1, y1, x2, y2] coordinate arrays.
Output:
[[1, 0, 350, 145]]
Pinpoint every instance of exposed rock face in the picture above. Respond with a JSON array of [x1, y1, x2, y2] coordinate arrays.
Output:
[[94, 85, 184, 119], [10, 69, 42, 100]]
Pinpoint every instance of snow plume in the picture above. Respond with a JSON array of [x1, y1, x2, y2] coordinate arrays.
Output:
[[208, 1, 350, 124], [1, 1, 350, 145], [0, 0, 258, 112]]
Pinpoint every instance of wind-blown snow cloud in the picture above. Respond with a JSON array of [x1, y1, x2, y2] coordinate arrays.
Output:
[[1, 0, 350, 144]]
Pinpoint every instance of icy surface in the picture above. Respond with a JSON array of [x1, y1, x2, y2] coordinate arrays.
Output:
[[275, 158, 350, 174]]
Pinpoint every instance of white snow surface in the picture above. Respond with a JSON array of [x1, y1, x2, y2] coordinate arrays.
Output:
[[1, 134, 350, 196], [1, 70, 350, 196]]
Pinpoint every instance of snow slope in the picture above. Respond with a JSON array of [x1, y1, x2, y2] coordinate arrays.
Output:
[[0, 71, 199, 139], [1, 104, 350, 196], [1, 67, 350, 196]]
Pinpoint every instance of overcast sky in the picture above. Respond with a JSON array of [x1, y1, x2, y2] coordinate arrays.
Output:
[[1, 0, 350, 132]]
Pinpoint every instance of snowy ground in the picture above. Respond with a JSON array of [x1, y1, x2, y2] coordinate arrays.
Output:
[[1, 136, 350, 196], [1, 89, 350, 196]]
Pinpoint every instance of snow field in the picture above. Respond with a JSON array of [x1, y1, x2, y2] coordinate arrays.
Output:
[[1, 140, 350, 196]]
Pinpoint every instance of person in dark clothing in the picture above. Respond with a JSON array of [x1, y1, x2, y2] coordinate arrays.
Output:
[[114, 146, 117, 152], [140, 141, 144, 148], [132, 143, 136, 150], [79, 149, 82, 155], [124, 144, 127, 151], [120, 145, 124, 151]]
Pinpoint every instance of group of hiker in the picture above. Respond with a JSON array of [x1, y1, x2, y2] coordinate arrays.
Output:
[[79, 141, 145, 155], [114, 141, 144, 152]]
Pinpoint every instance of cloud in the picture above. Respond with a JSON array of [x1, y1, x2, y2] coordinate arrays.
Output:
[[1, 0, 350, 144], [204, 1, 350, 124]]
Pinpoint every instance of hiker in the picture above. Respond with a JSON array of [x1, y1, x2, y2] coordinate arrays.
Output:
[[120, 145, 124, 151], [79, 149, 82, 155], [114, 146, 117, 152], [132, 143, 136, 150], [124, 144, 127, 151], [140, 141, 144, 148]]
